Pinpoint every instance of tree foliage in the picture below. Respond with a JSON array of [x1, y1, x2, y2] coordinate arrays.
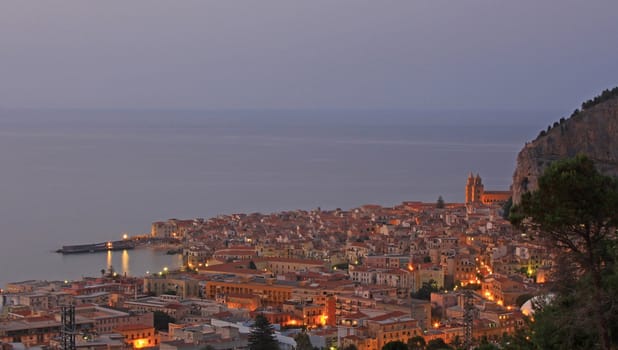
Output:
[[501, 197, 512, 220], [474, 344, 500, 350], [529, 292, 598, 350], [153, 311, 176, 331], [248, 314, 280, 350], [411, 279, 439, 300], [581, 86, 618, 110], [537, 87, 618, 137], [436, 196, 445, 209], [407, 336, 426, 350], [514, 293, 533, 308], [426, 338, 453, 350], [510, 155, 618, 350], [498, 328, 535, 350], [294, 332, 313, 350], [381, 340, 407, 350]]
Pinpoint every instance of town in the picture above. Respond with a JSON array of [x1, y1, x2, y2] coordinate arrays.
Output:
[[0, 175, 546, 350]]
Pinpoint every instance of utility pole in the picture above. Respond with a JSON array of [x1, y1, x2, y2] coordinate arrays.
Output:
[[60, 305, 76, 350], [463, 289, 474, 350]]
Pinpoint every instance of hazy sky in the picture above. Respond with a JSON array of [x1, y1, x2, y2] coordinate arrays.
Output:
[[1, 1, 617, 111]]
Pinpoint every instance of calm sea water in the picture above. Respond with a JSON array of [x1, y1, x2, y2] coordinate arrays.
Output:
[[0, 109, 558, 287]]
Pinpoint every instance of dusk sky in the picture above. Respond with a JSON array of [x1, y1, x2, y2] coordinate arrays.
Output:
[[1, 1, 617, 111]]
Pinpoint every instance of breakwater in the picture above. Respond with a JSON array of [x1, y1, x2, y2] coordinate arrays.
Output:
[[56, 237, 182, 255], [56, 240, 135, 254]]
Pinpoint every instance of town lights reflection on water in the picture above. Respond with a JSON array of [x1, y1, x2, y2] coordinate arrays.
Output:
[[107, 251, 112, 271], [105, 250, 149, 277], [122, 250, 129, 275]]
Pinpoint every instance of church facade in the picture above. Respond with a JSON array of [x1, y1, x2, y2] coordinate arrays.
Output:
[[465, 173, 511, 205]]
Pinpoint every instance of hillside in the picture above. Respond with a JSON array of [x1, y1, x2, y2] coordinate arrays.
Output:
[[512, 88, 618, 203]]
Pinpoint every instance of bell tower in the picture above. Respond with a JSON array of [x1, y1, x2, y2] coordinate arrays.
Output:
[[465, 173, 474, 203], [466, 173, 485, 204], [473, 174, 484, 203]]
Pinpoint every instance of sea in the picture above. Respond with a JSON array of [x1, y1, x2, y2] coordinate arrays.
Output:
[[0, 108, 561, 288]]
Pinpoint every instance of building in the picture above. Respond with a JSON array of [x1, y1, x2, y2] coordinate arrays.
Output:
[[151, 219, 196, 238], [338, 311, 422, 350], [465, 174, 511, 205], [261, 258, 326, 275], [0, 316, 61, 347], [143, 275, 201, 300], [114, 324, 158, 349], [212, 247, 257, 262], [49, 333, 127, 350], [204, 278, 293, 308], [74, 305, 155, 337], [123, 298, 189, 321]]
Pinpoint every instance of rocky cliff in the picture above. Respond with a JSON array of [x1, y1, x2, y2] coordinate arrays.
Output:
[[512, 94, 618, 203]]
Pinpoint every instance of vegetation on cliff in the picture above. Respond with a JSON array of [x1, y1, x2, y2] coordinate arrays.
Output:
[[580, 86, 618, 111], [536, 86, 618, 139], [510, 155, 618, 349], [512, 87, 618, 203]]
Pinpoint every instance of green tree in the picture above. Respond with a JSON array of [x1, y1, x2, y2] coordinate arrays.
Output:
[[248, 314, 280, 350], [514, 293, 533, 308], [499, 328, 535, 350], [501, 197, 512, 219], [450, 335, 462, 350], [407, 336, 426, 350], [426, 338, 452, 350], [153, 311, 176, 331], [200, 346, 215, 350], [436, 196, 445, 209], [382, 340, 407, 350], [411, 279, 439, 300], [530, 293, 597, 350], [294, 332, 313, 350], [510, 155, 618, 350], [249, 260, 257, 269]]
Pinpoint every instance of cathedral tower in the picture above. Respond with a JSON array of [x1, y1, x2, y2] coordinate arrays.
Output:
[[465, 173, 485, 204], [465, 173, 474, 203]]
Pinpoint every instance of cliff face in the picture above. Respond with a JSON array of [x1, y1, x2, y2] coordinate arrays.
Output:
[[512, 97, 618, 203]]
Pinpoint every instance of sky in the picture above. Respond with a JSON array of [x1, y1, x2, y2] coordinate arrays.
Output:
[[1, 1, 617, 111]]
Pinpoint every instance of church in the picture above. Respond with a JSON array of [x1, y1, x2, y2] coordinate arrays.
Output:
[[465, 173, 511, 205]]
